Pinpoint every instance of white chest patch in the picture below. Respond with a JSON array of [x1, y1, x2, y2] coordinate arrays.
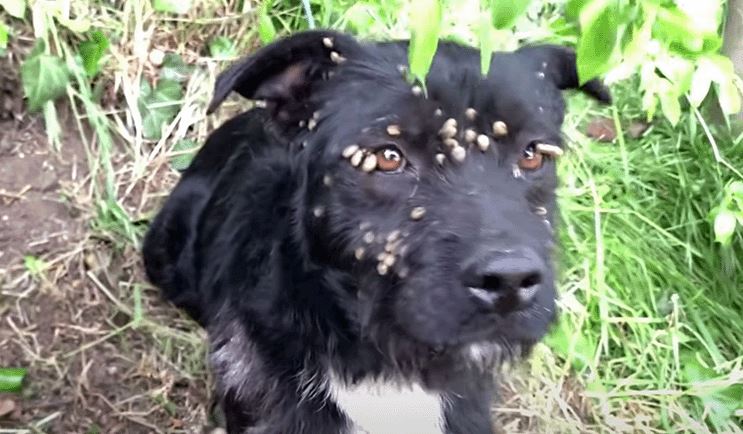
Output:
[[328, 374, 445, 434]]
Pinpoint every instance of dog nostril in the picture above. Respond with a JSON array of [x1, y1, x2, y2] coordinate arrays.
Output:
[[520, 272, 541, 289], [462, 249, 545, 307], [480, 270, 541, 292]]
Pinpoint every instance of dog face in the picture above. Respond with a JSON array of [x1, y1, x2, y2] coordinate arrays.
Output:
[[208, 31, 610, 353]]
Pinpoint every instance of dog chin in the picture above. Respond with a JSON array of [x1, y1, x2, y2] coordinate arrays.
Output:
[[398, 307, 555, 353]]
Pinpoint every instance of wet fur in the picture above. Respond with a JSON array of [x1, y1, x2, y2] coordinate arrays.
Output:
[[143, 30, 609, 433]]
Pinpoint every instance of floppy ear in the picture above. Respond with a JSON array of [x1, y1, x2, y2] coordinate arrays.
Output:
[[517, 45, 612, 104], [206, 30, 363, 115]]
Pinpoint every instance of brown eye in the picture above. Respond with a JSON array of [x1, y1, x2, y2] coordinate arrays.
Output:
[[375, 145, 406, 172], [518, 143, 544, 171]]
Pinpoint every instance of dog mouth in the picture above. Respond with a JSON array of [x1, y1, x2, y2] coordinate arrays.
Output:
[[388, 279, 557, 350]]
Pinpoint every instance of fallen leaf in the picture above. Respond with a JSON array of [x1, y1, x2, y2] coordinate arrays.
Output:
[[0, 398, 16, 418], [585, 117, 616, 142]]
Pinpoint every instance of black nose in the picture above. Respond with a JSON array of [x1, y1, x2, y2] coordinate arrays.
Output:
[[461, 248, 544, 311]]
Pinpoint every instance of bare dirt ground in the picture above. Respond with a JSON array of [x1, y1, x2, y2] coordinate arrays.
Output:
[[0, 55, 213, 434]]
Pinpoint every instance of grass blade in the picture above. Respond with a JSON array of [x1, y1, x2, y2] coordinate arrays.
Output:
[[0, 368, 27, 393]]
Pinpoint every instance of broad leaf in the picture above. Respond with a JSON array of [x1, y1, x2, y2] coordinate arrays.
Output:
[[152, 0, 191, 14], [56, 16, 91, 33], [0, 0, 25, 18], [654, 7, 704, 52], [657, 78, 681, 126], [490, 0, 533, 29], [713, 210, 737, 245], [565, 0, 590, 21], [209, 36, 236, 59], [655, 55, 694, 95], [160, 53, 193, 83], [730, 181, 743, 198], [717, 80, 742, 116], [701, 54, 735, 84], [688, 69, 712, 107], [79, 30, 109, 78], [408, 0, 442, 84], [138, 78, 183, 140], [170, 138, 199, 171], [21, 40, 70, 112], [576, 0, 619, 84], [258, 0, 277, 43], [681, 352, 743, 429]]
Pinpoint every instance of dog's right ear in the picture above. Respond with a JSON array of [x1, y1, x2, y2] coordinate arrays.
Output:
[[206, 30, 363, 115]]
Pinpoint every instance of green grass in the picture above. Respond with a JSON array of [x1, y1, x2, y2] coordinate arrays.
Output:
[[549, 86, 743, 431], [2, 0, 742, 432]]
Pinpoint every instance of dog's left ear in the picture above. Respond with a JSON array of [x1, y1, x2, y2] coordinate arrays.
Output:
[[517, 45, 612, 104], [206, 30, 363, 115]]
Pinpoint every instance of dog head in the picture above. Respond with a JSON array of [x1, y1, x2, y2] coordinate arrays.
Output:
[[208, 31, 610, 355]]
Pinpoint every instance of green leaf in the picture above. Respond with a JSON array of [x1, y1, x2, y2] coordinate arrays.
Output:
[[209, 36, 236, 60], [170, 138, 199, 171], [681, 352, 743, 429], [489, 0, 533, 29], [343, 3, 377, 33], [544, 318, 595, 372], [258, 0, 277, 44], [78, 30, 109, 78], [138, 78, 183, 140], [23, 255, 47, 276], [548, 16, 579, 40], [56, 16, 91, 33], [657, 79, 681, 126], [717, 79, 742, 116], [21, 40, 70, 112], [713, 210, 737, 245], [699, 54, 734, 84], [565, 0, 590, 21], [655, 55, 695, 95], [729, 181, 743, 198], [0, 21, 7, 56], [0, 0, 25, 18], [478, 12, 493, 76], [0, 367, 26, 392], [160, 53, 193, 83], [653, 7, 720, 56], [576, 0, 619, 84], [408, 0, 442, 84], [699, 34, 723, 54], [689, 69, 712, 108], [152, 0, 191, 14]]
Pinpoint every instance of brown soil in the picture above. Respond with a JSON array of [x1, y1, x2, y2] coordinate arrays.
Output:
[[0, 61, 212, 433]]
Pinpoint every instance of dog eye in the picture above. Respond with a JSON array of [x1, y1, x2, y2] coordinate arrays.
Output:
[[517, 143, 544, 171], [375, 145, 406, 172]]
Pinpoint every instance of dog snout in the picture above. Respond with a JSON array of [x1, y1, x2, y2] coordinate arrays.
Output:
[[461, 248, 544, 311]]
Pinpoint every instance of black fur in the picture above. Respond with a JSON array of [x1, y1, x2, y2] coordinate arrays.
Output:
[[143, 30, 610, 433]]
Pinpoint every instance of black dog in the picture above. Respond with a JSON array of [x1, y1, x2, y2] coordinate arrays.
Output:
[[142, 30, 610, 433]]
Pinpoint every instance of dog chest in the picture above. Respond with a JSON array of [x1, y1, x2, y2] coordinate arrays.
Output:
[[328, 375, 445, 434]]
